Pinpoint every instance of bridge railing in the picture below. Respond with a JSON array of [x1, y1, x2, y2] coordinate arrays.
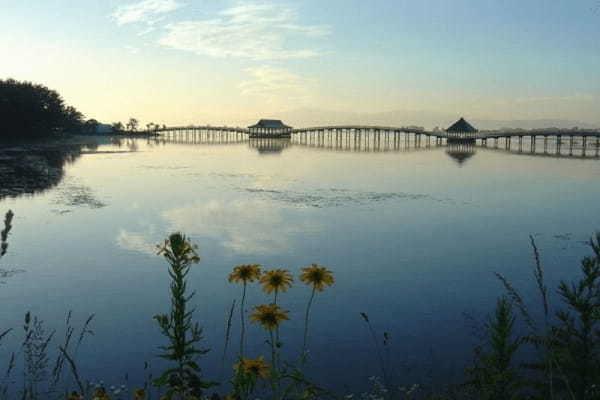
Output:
[[152, 125, 600, 139]]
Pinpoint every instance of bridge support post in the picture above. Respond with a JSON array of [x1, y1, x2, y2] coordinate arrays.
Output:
[[570, 135, 574, 155], [518, 136, 523, 152]]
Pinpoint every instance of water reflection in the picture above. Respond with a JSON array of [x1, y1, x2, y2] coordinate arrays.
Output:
[[3, 133, 598, 204], [117, 199, 323, 255], [0, 146, 80, 199], [2, 131, 600, 392], [0, 138, 136, 201], [0, 210, 24, 283], [248, 138, 291, 154], [446, 144, 476, 166]]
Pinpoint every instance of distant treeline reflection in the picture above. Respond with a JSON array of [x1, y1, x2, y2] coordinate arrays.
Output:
[[0, 143, 93, 200]]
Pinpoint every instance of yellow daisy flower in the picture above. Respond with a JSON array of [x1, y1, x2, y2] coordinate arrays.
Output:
[[234, 355, 270, 379], [259, 269, 293, 294], [250, 304, 289, 330], [299, 264, 334, 291], [228, 264, 261, 284], [133, 388, 145, 400], [92, 387, 110, 400]]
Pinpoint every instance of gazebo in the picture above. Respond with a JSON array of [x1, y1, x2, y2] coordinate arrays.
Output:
[[446, 117, 478, 142], [248, 119, 292, 138]]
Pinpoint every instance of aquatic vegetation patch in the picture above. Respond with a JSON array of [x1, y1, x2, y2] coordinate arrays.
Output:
[[242, 186, 446, 208], [52, 177, 107, 209]]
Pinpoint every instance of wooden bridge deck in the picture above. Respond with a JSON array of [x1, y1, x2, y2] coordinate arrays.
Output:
[[154, 125, 600, 138]]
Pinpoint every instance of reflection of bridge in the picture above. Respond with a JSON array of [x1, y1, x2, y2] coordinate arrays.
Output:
[[151, 127, 600, 159]]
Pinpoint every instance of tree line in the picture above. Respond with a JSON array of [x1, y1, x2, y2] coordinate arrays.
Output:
[[0, 79, 163, 140], [0, 79, 88, 140]]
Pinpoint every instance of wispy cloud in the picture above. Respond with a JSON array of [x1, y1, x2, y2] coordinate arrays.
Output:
[[112, 0, 183, 26], [239, 66, 314, 105], [158, 2, 330, 59]]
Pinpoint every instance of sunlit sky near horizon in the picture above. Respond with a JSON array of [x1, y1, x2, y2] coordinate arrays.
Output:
[[1, 0, 599, 128]]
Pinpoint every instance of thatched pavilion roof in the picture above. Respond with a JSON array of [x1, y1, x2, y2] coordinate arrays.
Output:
[[446, 118, 478, 133], [248, 119, 292, 129]]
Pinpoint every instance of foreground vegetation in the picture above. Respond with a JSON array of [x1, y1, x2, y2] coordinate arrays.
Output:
[[1, 209, 600, 399]]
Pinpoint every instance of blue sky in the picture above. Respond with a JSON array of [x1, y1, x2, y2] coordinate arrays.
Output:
[[1, 0, 599, 128]]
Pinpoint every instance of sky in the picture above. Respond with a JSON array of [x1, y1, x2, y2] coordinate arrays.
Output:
[[1, 0, 599, 129]]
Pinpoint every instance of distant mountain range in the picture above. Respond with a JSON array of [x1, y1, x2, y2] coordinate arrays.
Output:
[[264, 108, 599, 131]]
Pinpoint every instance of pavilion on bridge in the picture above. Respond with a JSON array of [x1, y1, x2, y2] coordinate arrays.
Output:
[[446, 117, 478, 142], [248, 119, 292, 138]]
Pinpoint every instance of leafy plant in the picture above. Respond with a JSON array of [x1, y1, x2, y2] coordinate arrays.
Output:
[[153, 233, 217, 399], [545, 233, 600, 399], [465, 297, 522, 399], [492, 233, 600, 400]]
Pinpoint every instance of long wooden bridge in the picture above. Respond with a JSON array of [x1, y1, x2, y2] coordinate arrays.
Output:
[[152, 124, 600, 158], [154, 124, 600, 140]]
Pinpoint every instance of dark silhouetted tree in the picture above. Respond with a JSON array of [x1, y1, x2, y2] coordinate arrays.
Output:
[[126, 118, 139, 132], [111, 121, 124, 132], [0, 79, 85, 139], [83, 119, 99, 134]]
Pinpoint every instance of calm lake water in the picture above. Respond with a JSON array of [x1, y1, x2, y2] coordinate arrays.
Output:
[[1, 134, 600, 393]]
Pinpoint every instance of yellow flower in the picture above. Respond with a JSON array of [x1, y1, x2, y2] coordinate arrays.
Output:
[[234, 355, 270, 379], [228, 264, 261, 284], [133, 388, 145, 400], [66, 392, 83, 400], [260, 269, 293, 294], [250, 304, 289, 330], [92, 387, 110, 400], [299, 264, 334, 291]]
